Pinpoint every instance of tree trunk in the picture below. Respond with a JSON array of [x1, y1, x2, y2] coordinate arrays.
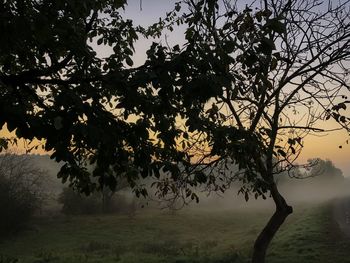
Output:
[[252, 184, 293, 263]]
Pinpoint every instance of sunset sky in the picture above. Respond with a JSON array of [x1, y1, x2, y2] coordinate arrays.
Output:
[[1, 0, 350, 175]]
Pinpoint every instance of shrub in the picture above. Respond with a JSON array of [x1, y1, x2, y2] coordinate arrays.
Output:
[[58, 188, 138, 215], [58, 188, 101, 215]]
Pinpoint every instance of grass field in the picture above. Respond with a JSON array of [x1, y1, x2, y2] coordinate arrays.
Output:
[[0, 202, 349, 263]]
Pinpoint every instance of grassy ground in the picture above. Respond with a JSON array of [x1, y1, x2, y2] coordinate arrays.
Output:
[[0, 202, 348, 263], [268, 202, 350, 263]]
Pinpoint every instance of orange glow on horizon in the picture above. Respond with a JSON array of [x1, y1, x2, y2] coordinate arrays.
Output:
[[1, 120, 349, 175]]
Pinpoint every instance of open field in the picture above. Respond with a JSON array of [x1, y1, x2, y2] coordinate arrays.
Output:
[[0, 202, 349, 263]]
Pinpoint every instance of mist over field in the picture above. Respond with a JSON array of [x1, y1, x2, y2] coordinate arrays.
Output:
[[21, 154, 349, 214], [1, 153, 350, 263], [183, 179, 350, 213]]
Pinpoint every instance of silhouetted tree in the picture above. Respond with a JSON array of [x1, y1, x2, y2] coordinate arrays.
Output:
[[143, 1, 350, 262], [0, 0, 181, 195]]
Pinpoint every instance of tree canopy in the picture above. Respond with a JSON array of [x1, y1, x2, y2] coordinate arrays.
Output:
[[0, 0, 182, 194]]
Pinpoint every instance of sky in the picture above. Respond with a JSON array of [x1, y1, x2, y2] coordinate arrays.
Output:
[[125, 1, 187, 66], [1, 0, 350, 176], [92, 1, 186, 65]]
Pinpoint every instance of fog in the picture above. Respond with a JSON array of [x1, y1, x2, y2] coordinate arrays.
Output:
[[149, 159, 350, 213], [16, 154, 350, 214], [179, 178, 350, 213]]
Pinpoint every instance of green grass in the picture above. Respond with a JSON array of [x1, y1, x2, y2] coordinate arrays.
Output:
[[0, 202, 348, 263], [268, 202, 350, 263]]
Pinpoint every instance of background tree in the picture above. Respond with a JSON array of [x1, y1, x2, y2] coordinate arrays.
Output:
[[0, 153, 47, 235], [307, 158, 344, 181], [276, 158, 345, 202]]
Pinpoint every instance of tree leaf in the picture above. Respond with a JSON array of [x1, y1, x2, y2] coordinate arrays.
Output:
[[277, 149, 287, 158], [125, 56, 133, 66], [97, 38, 103, 45]]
